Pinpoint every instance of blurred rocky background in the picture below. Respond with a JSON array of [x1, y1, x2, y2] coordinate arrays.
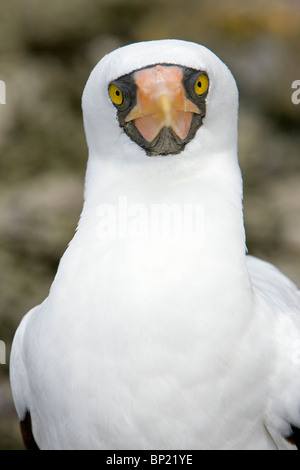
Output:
[[0, 0, 299, 449]]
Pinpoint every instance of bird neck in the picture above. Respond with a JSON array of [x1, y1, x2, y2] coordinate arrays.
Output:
[[80, 150, 249, 286], [52, 149, 254, 333], [61, 149, 252, 343]]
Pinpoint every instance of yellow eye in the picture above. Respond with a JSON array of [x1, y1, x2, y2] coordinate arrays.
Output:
[[109, 84, 123, 105], [194, 73, 209, 96]]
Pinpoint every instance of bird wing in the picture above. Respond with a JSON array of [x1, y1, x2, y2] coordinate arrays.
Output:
[[246, 255, 300, 450], [10, 305, 41, 449]]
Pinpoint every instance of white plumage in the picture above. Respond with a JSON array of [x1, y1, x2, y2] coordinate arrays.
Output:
[[10, 39, 300, 450]]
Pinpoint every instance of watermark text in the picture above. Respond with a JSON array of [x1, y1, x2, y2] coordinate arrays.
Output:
[[291, 80, 300, 105], [0, 340, 6, 364], [96, 196, 205, 249], [0, 80, 6, 104]]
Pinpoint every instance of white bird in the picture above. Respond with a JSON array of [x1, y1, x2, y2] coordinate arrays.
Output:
[[10, 39, 300, 450]]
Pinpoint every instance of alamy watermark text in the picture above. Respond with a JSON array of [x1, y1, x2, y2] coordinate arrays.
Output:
[[291, 80, 300, 105], [0, 80, 6, 104], [96, 196, 205, 248], [0, 340, 6, 364]]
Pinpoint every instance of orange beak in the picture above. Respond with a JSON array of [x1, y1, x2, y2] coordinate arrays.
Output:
[[125, 65, 200, 142]]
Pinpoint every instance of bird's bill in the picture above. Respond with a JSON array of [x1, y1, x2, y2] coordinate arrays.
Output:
[[125, 65, 200, 142]]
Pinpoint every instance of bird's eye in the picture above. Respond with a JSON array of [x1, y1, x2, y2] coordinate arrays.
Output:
[[194, 73, 209, 96], [109, 84, 124, 105]]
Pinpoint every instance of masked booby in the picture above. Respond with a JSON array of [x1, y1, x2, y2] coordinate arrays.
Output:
[[10, 39, 300, 450]]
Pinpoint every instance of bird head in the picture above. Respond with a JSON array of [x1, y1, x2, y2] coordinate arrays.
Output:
[[82, 39, 239, 166]]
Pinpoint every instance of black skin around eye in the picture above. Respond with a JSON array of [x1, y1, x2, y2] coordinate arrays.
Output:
[[182, 68, 209, 104], [108, 75, 137, 118]]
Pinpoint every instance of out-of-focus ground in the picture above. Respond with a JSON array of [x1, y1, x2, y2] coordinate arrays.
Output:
[[0, 0, 299, 450]]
